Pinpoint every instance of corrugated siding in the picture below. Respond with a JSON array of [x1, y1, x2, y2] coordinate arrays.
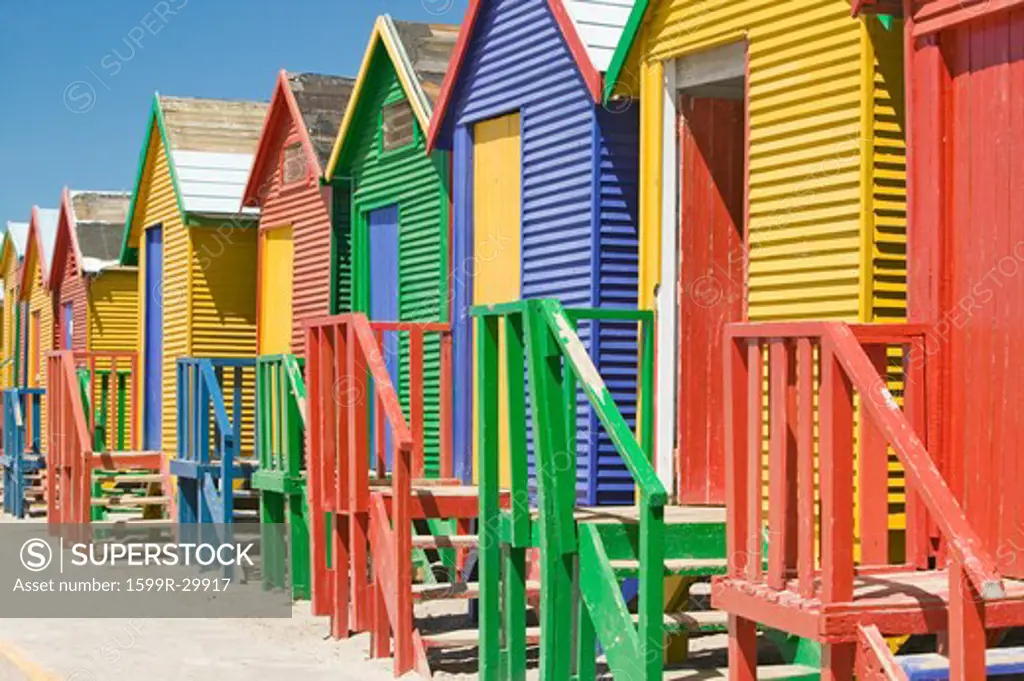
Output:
[[255, 114, 333, 356], [88, 270, 139, 353], [26, 257, 53, 452], [338, 47, 449, 479], [189, 227, 258, 457], [331, 180, 353, 314], [446, 0, 636, 501], [594, 103, 641, 505], [2, 256, 20, 387], [640, 0, 865, 321], [133, 126, 190, 457], [58, 249, 89, 353], [562, 0, 635, 71], [870, 19, 907, 322]]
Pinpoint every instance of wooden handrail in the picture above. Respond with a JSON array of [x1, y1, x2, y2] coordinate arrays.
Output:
[[824, 324, 1004, 599], [349, 316, 414, 452]]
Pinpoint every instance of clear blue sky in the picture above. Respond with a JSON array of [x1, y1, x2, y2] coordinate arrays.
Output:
[[0, 0, 469, 225]]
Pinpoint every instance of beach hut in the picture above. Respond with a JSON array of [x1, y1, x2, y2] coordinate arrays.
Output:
[[324, 16, 458, 478], [1, 221, 29, 387], [427, 0, 642, 501], [119, 94, 267, 455], [18, 206, 60, 449], [603, 0, 907, 507], [243, 71, 354, 357], [50, 188, 135, 354], [242, 70, 354, 597]]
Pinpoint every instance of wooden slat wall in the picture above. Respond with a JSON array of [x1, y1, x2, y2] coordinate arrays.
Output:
[[26, 256, 53, 452], [58, 247, 89, 353], [190, 227, 258, 457], [2, 254, 20, 387], [255, 113, 333, 356], [88, 270, 139, 353], [133, 126, 190, 458]]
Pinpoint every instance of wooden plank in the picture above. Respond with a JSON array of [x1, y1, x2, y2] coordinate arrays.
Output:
[[724, 336, 750, 579], [820, 340, 855, 605], [796, 338, 816, 598], [767, 340, 790, 589]]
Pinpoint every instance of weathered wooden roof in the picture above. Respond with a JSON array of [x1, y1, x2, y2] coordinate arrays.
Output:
[[324, 16, 458, 180], [68, 190, 129, 272], [158, 95, 268, 154], [286, 72, 356, 169], [392, 20, 461, 106]]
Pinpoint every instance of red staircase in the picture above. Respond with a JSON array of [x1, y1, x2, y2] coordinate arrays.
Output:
[[47, 350, 170, 530], [715, 322, 1024, 681], [307, 314, 503, 677]]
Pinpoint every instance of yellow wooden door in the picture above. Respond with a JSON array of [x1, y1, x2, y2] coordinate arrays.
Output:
[[259, 226, 295, 355], [472, 113, 521, 487]]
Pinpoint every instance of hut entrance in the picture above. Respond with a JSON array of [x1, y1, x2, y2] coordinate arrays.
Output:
[[258, 226, 294, 355], [674, 53, 746, 506], [368, 204, 401, 470], [471, 112, 522, 488], [143, 225, 163, 451]]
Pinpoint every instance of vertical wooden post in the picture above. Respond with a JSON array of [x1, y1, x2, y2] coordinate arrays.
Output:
[[374, 330, 386, 480], [948, 558, 986, 681], [767, 340, 791, 589], [905, 336, 929, 569], [503, 311, 527, 681], [349, 322, 370, 632], [439, 332, 453, 480], [725, 334, 750, 578], [796, 338, 816, 598], [307, 326, 328, 617], [478, 314, 501, 681], [820, 340, 855, 681], [728, 614, 757, 681], [332, 325, 351, 638], [393, 330, 420, 674], [860, 345, 890, 565]]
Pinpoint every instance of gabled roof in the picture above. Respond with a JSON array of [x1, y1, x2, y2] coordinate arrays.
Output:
[[243, 71, 356, 207], [121, 93, 269, 263], [426, 0, 635, 151], [2, 221, 29, 265], [601, 0, 650, 104], [51, 188, 130, 289], [19, 205, 60, 298], [324, 16, 458, 181]]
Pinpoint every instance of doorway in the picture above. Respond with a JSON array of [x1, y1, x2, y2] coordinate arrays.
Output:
[[259, 226, 294, 355], [367, 204, 401, 471], [144, 226, 163, 451]]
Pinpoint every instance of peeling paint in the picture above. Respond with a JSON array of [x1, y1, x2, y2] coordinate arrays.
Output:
[[551, 309, 607, 400]]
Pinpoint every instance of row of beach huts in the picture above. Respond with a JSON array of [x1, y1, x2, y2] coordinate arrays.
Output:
[[2, 1, 1023, 680]]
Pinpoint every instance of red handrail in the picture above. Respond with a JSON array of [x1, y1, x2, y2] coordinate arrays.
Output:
[[724, 321, 1003, 604], [306, 313, 453, 665], [46, 351, 93, 529]]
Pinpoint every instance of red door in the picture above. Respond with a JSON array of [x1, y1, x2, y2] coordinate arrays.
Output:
[[677, 95, 746, 505]]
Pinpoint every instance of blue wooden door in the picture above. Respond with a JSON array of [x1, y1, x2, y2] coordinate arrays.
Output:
[[144, 226, 163, 450], [367, 206, 400, 470], [62, 302, 73, 350]]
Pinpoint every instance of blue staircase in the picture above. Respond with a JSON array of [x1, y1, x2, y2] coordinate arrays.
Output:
[[1, 388, 44, 518], [899, 647, 1024, 680]]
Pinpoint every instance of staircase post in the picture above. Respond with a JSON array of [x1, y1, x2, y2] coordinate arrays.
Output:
[[948, 558, 986, 681]]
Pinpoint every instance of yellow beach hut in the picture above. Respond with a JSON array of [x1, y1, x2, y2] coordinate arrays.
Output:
[[1, 221, 29, 387], [118, 94, 268, 456]]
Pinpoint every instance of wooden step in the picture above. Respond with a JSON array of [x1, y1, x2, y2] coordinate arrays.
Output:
[[412, 534, 478, 549], [898, 646, 1024, 680], [412, 579, 540, 602], [631, 610, 729, 633], [660, 664, 818, 680], [91, 496, 172, 508], [94, 473, 165, 484], [420, 626, 541, 648], [610, 557, 728, 577]]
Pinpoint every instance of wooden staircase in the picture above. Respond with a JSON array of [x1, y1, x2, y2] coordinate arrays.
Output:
[[1, 387, 46, 518], [47, 351, 171, 528], [308, 313, 501, 676], [716, 322, 1024, 681], [472, 299, 817, 680]]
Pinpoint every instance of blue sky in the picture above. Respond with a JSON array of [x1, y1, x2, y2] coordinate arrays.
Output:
[[0, 0, 469, 225]]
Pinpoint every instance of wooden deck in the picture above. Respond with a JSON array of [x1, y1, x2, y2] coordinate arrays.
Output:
[[715, 569, 1024, 642]]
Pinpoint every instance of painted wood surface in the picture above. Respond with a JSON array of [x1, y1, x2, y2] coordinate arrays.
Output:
[[1, 239, 23, 388], [677, 95, 745, 505], [144, 226, 163, 451], [132, 125, 189, 457], [905, 6, 1024, 579], [472, 113, 522, 488], [368, 204, 401, 470], [332, 37, 452, 479], [25, 256, 52, 452], [258, 226, 294, 356], [437, 0, 641, 500], [87, 269, 139, 356]]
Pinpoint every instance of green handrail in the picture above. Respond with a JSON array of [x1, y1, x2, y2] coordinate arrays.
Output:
[[471, 298, 661, 680]]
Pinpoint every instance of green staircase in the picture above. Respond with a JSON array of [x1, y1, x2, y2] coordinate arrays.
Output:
[[473, 299, 820, 680]]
